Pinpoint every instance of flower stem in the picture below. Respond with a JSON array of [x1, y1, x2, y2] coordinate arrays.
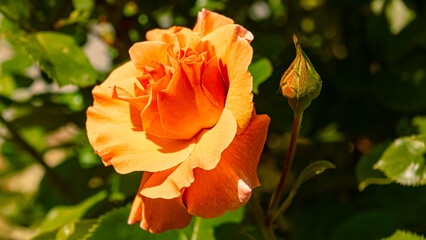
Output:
[[249, 195, 275, 240], [266, 111, 303, 228], [191, 217, 201, 240]]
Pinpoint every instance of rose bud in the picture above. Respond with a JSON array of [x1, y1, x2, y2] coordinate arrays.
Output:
[[280, 34, 321, 114]]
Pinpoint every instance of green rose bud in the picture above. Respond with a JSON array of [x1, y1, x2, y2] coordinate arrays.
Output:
[[280, 34, 322, 114]]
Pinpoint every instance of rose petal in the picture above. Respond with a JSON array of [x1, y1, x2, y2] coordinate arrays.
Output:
[[140, 71, 184, 139], [203, 24, 254, 133], [129, 173, 192, 234], [146, 26, 200, 49], [193, 9, 234, 37], [202, 56, 226, 109], [156, 62, 224, 139], [111, 86, 147, 129], [140, 109, 237, 199], [183, 114, 270, 218], [128, 172, 152, 225], [112, 86, 149, 111], [86, 62, 196, 173], [129, 41, 170, 70]]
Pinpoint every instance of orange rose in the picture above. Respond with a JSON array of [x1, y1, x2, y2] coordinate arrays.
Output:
[[86, 9, 270, 233]]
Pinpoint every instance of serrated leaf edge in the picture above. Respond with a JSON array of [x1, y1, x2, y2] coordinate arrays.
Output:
[[80, 205, 131, 240]]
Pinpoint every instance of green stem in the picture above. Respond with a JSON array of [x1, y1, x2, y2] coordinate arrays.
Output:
[[191, 217, 201, 240], [249, 196, 275, 240], [0, 114, 76, 201], [273, 183, 298, 221], [266, 111, 303, 228]]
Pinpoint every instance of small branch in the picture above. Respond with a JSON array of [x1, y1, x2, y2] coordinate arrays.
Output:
[[0, 9, 35, 33], [0, 114, 76, 201], [266, 111, 303, 228]]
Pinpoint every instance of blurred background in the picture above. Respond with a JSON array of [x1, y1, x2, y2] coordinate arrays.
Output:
[[0, 0, 425, 239]]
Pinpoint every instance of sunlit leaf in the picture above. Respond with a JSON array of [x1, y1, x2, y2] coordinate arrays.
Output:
[[381, 230, 426, 240], [20, 126, 46, 152], [358, 178, 394, 192], [294, 160, 335, 188], [36, 191, 106, 234], [274, 160, 335, 219], [0, 74, 16, 96], [1, 45, 33, 76], [248, 57, 273, 94], [374, 136, 426, 186], [55, 222, 75, 240], [32, 220, 97, 240], [356, 143, 392, 191], [13, 32, 98, 87]]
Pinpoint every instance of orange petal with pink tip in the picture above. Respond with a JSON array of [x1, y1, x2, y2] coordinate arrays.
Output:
[[146, 26, 200, 49], [203, 24, 255, 133], [183, 114, 270, 218], [193, 9, 234, 37]]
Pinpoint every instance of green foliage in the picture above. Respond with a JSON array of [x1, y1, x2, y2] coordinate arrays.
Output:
[[84, 205, 245, 240], [58, 0, 94, 27], [84, 205, 184, 240], [274, 160, 335, 219], [18, 32, 97, 87], [1, 45, 33, 76], [357, 116, 426, 189], [381, 230, 426, 240], [374, 136, 426, 186], [249, 57, 273, 94], [72, 0, 94, 12], [188, 207, 244, 240], [356, 143, 393, 191], [32, 220, 98, 240], [330, 211, 398, 240], [0, 0, 30, 22], [292, 160, 336, 188], [35, 191, 106, 234], [413, 116, 426, 135]]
